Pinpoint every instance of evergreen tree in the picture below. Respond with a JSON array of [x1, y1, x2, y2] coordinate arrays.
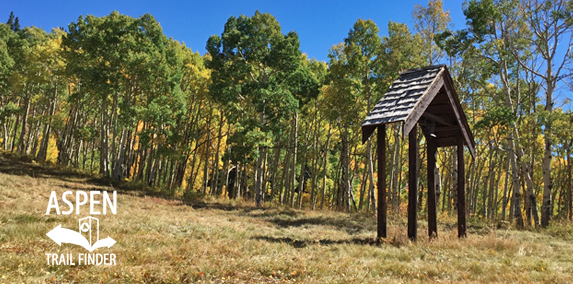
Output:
[[6, 12, 20, 32], [13, 17, 20, 32], [6, 12, 14, 27]]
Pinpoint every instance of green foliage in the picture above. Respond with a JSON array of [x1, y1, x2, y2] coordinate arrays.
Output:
[[412, 0, 451, 64], [0, 24, 15, 82], [464, 0, 503, 40], [382, 21, 425, 79], [0, 102, 20, 122], [207, 11, 317, 120], [207, 11, 319, 163], [474, 106, 517, 129], [435, 29, 471, 58], [63, 11, 187, 158]]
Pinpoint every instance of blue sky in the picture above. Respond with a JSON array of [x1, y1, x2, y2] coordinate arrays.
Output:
[[1, 0, 467, 62]]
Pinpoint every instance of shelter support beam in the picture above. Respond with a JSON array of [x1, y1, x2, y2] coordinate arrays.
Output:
[[427, 135, 438, 238], [408, 125, 418, 241], [377, 125, 387, 239], [457, 135, 467, 238]]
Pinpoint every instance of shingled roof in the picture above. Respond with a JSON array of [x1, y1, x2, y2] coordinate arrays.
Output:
[[362, 65, 475, 157]]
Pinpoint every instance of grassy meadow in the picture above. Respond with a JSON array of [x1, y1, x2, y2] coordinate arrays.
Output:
[[1, 155, 573, 283]]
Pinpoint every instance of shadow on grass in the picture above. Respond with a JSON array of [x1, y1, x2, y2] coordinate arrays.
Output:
[[181, 200, 263, 213], [264, 215, 374, 235], [0, 153, 93, 180], [0, 152, 269, 214], [179, 200, 375, 235], [252, 235, 377, 248], [0, 152, 167, 197], [0, 152, 123, 189]]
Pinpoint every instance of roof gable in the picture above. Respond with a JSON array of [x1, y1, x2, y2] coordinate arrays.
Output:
[[362, 65, 475, 157]]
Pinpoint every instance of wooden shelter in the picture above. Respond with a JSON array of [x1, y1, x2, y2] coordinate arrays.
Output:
[[361, 65, 475, 240]]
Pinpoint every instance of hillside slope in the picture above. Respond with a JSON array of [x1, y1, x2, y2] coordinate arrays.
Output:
[[1, 158, 573, 283]]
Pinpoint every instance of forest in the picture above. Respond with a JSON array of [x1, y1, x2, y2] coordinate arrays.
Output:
[[0, 0, 572, 230]]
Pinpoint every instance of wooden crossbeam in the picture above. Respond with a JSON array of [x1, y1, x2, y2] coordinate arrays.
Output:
[[422, 112, 453, 126]]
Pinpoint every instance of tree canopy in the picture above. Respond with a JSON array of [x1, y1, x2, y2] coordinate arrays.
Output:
[[0, 1, 572, 227]]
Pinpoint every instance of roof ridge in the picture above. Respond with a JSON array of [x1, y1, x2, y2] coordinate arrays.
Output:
[[399, 64, 446, 75]]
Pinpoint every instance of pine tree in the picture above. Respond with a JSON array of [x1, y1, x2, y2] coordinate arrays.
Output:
[[6, 11, 14, 27], [13, 17, 20, 32], [6, 12, 20, 32]]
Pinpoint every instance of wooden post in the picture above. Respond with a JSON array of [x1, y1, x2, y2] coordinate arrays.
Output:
[[408, 124, 418, 241], [457, 135, 467, 238], [427, 135, 438, 238], [377, 125, 387, 239]]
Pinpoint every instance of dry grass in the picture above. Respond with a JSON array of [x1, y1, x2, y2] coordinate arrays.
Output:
[[1, 161, 573, 283]]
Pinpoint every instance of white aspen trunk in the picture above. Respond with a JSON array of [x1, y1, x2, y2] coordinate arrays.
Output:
[[112, 129, 127, 181], [366, 136, 376, 212], [235, 163, 241, 199], [202, 113, 212, 194], [100, 98, 110, 177], [109, 92, 119, 178], [499, 59, 526, 228], [16, 95, 30, 153], [255, 113, 265, 207], [211, 113, 225, 196], [541, 77, 554, 227], [3, 120, 8, 151], [254, 146, 262, 205], [297, 160, 306, 209], [310, 110, 319, 210], [290, 113, 299, 207], [280, 142, 291, 205], [320, 126, 332, 210], [508, 132, 524, 228], [391, 128, 401, 213], [341, 126, 350, 211], [270, 144, 281, 201], [502, 154, 511, 220]]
